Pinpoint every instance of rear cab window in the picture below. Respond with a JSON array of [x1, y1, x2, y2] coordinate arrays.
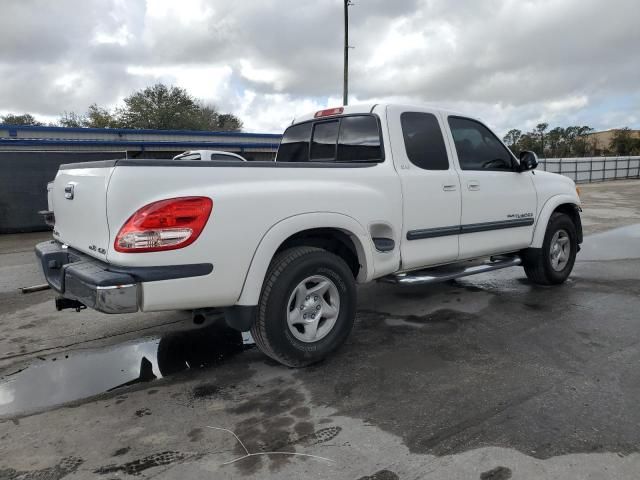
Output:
[[310, 121, 340, 160], [276, 114, 384, 163]]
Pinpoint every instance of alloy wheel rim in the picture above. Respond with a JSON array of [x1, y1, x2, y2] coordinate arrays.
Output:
[[550, 229, 570, 272], [286, 275, 340, 343]]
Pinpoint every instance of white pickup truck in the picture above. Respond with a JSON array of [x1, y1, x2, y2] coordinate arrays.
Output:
[[36, 104, 582, 366]]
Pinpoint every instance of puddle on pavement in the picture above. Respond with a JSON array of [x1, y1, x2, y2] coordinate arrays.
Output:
[[579, 223, 640, 261], [0, 323, 253, 417]]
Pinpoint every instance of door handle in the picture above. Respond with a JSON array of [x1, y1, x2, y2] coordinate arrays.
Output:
[[442, 184, 457, 192], [64, 183, 75, 200], [467, 181, 480, 191]]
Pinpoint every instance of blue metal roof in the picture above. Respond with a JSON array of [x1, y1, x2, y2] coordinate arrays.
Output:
[[0, 138, 279, 150], [0, 123, 282, 139]]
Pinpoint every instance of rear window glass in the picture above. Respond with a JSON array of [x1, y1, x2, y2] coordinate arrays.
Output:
[[338, 116, 383, 162], [277, 115, 383, 163], [310, 120, 339, 160], [175, 153, 201, 161], [210, 153, 242, 161], [401, 112, 449, 170], [276, 122, 312, 162]]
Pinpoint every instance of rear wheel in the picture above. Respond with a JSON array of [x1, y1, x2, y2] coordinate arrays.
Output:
[[251, 246, 356, 367], [522, 212, 577, 285]]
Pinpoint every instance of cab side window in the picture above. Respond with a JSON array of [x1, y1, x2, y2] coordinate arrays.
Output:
[[400, 112, 449, 170], [448, 117, 515, 171], [337, 115, 383, 162]]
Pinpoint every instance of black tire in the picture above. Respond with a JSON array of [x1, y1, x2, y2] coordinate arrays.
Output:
[[522, 212, 577, 285], [251, 246, 357, 367]]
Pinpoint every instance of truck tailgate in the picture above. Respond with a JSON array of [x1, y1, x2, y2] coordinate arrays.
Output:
[[52, 163, 115, 260]]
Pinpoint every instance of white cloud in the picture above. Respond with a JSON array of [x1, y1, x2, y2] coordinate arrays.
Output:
[[145, 0, 215, 25], [92, 24, 133, 46], [545, 96, 589, 113], [126, 64, 233, 105], [239, 60, 288, 92], [233, 91, 343, 133], [54, 72, 84, 92]]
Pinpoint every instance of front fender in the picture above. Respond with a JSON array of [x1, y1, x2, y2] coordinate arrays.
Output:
[[236, 212, 374, 306], [531, 194, 580, 248]]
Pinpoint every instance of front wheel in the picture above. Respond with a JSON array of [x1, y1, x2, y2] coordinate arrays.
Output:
[[251, 247, 357, 367], [522, 212, 578, 285]]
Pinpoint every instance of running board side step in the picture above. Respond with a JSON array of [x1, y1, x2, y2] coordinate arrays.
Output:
[[380, 256, 522, 285]]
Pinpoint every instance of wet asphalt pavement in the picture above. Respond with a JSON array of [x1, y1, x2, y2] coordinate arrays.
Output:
[[1, 180, 640, 479]]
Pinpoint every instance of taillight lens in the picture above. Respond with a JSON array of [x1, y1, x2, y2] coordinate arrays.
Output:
[[114, 197, 213, 253]]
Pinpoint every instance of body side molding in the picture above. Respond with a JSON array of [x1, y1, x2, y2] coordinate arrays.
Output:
[[407, 218, 535, 241]]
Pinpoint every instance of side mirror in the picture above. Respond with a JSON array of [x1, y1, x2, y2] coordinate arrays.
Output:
[[519, 150, 538, 172]]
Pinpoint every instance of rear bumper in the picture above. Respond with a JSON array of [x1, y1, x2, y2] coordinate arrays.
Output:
[[36, 241, 139, 313], [35, 241, 213, 314]]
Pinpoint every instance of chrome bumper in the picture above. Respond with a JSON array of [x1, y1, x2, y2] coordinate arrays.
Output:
[[35, 241, 139, 314]]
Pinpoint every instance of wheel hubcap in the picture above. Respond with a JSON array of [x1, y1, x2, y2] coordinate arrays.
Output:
[[550, 229, 570, 272], [287, 275, 340, 343]]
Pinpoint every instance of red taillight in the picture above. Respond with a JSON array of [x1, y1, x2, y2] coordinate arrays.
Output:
[[114, 197, 213, 253], [314, 107, 344, 118]]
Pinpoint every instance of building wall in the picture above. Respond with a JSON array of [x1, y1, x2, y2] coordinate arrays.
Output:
[[0, 151, 127, 233], [0, 124, 281, 161], [586, 129, 640, 152], [0, 125, 282, 232]]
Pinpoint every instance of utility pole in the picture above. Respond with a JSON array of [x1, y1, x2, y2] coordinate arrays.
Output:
[[343, 0, 350, 106]]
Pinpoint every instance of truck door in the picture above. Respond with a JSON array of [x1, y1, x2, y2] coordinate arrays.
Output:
[[387, 105, 461, 270], [443, 115, 537, 259]]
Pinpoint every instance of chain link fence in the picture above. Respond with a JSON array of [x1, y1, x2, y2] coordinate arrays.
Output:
[[538, 156, 640, 184]]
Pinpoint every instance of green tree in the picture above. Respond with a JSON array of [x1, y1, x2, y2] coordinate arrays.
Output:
[[85, 104, 118, 128], [503, 129, 522, 152], [518, 132, 538, 153], [116, 84, 242, 131], [546, 127, 565, 157], [573, 126, 594, 156], [191, 103, 243, 131], [192, 103, 221, 131], [563, 126, 580, 156], [59, 111, 85, 128], [216, 113, 243, 131], [535, 123, 549, 157], [119, 84, 200, 130], [609, 128, 636, 155], [1, 113, 44, 126], [60, 104, 118, 128], [58, 83, 243, 131]]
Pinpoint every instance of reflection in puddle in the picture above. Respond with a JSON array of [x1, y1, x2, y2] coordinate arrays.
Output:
[[579, 223, 640, 261], [0, 324, 252, 417]]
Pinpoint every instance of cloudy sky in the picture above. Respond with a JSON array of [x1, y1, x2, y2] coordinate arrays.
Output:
[[1, 0, 639, 135]]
